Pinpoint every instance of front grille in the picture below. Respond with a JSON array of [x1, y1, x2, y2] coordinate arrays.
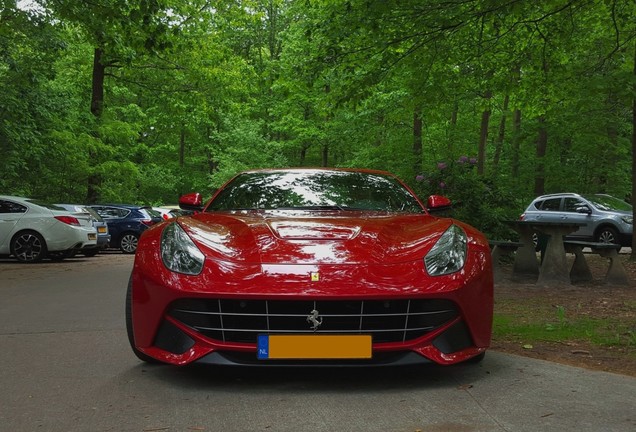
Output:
[[168, 299, 459, 344]]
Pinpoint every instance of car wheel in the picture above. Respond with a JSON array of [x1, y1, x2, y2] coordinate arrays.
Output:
[[119, 233, 139, 254], [126, 278, 161, 364], [596, 226, 619, 245], [10, 231, 47, 263]]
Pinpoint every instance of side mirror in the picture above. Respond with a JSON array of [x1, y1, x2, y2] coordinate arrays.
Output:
[[179, 192, 204, 212], [576, 205, 592, 215], [427, 195, 453, 213]]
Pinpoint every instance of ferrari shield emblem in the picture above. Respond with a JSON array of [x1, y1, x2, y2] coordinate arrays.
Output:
[[310, 271, 320, 282]]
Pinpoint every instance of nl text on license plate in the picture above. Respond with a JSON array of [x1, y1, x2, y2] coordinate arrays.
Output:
[[257, 334, 372, 360]]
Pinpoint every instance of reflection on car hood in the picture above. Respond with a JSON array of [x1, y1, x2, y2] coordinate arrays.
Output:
[[178, 211, 451, 265]]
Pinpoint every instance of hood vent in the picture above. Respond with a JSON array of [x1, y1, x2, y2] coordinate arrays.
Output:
[[268, 221, 361, 241]]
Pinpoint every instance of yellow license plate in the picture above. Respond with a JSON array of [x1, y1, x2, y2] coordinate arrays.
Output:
[[88, 233, 97, 240], [257, 334, 372, 360]]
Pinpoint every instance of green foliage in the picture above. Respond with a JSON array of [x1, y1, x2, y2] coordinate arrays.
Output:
[[96, 160, 140, 203], [411, 158, 520, 239], [1, 0, 635, 225], [209, 115, 288, 188]]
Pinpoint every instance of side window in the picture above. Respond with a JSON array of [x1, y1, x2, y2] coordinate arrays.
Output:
[[91, 207, 106, 217], [98, 207, 130, 218], [540, 198, 561, 211], [532, 200, 543, 210], [0, 200, 27, 214], [564, 198, 588, 212]]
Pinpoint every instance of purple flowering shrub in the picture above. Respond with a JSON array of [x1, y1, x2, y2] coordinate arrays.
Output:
[[413, 156, 517, 239]]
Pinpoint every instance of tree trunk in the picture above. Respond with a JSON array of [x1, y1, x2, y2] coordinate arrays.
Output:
[[510, 109, 522, 180], [631, 41, 636, 260], [510, 65, 522, 180], [300, 105, 310, 166], [413, 106, 422, 174], [321, 144, 328, 167], [534, 115, 547, 196], [477, 90, 492, 175], [91, 48, 105, 117], [86, 47, 106, 203], [179, 126, 186, 168], [450, 100, 458, 126], [374, 114, 384, 147], [493, 94, 509, 169], [448, 99, 458, 155]]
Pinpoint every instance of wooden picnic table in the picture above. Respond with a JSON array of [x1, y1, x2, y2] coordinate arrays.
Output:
[[504, 220, 586, 286]]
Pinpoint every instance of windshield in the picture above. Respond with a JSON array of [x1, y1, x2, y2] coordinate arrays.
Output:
[[206, 170, 425, 213], [583, 194, 632, 212], [144, 208, 162, 219]]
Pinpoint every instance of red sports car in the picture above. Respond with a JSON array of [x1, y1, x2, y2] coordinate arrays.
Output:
[[127, 168, 493, 366]]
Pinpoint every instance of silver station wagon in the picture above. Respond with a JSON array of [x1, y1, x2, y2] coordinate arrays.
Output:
[[521, 193, 633, 247]]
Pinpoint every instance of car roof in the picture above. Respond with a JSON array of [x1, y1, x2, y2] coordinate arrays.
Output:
[[533, 193, 581, 199], [533, 193, 621, 201], [0, 195, 30, 202], [92, 204, 149, 210], [56, 203, 87, 208]]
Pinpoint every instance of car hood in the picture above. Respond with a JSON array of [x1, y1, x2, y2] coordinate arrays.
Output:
[[177, 211, 452, 265], [598, 209, 632, 217]]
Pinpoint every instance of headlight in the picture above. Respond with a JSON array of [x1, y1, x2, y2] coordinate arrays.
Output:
[[161, 222, 205, 275], [621, 216, 633, 225], [424, 224, 467, 276]]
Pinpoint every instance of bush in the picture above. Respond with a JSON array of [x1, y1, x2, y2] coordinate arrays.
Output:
[[412, 156, 519, 239]]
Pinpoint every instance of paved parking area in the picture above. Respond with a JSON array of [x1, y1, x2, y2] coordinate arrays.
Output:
[[0, 254, 634, 431]]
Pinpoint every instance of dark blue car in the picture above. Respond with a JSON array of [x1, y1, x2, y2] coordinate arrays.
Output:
[[88, 204, 162, 253]]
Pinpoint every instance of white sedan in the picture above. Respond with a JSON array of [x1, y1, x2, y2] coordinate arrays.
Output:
[[0, 195, 98, 262]]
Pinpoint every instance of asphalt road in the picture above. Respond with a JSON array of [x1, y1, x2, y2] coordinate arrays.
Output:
[[1, 253, 635, 432]]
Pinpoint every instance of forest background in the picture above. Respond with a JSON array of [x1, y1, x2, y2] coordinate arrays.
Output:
[[2, 0, 636, 248]]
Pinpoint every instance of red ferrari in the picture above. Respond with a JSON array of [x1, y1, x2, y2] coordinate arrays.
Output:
[[127, 168, 493, 366]]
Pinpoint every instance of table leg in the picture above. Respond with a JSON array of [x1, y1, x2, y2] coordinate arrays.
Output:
[[491, 245, 505, 283], [512, 229, 539, 281], [537, 228, 571, 286], [598, 249, 630, 285], [566, 244, 593, 283]]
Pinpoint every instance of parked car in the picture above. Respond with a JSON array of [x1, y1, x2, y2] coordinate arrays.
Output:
[[168, 208, 194, 218], [521, 193, 633, 247], [152, 207, 172, 221], [55, 204, 111, 256], [152, 206, 194, 220], [89, 204, 162, 253], [152, 206, 185, 221], [126, 168, 494, 367], [0, 196, 98, 262]]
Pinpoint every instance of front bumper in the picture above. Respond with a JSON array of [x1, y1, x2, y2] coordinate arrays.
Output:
[[129, 245, 493, 367]]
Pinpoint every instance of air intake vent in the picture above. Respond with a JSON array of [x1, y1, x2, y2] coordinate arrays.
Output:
[[168, 298, 458, 344]]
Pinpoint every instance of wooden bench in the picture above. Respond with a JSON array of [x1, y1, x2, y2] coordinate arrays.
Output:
[[489, 240, 524, 282], [563, 240, 629, 285]]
